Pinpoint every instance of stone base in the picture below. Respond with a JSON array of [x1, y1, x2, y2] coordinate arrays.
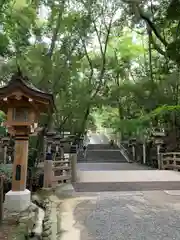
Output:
[[4, 189, 31, 212], [56, 183, 75, 198]]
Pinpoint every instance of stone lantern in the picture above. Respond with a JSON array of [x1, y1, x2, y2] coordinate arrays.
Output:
[[53, 134, 63, 156], [60, 138, 72, 157], [46, 131, 56, 155], [129, 138, 136, 161], [151, 129, 165, 169], [0, 70, 54, 212], [2, 136, 10, 164]]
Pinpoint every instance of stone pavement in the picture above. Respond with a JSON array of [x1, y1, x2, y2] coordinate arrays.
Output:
[[48, 184, 180, 240], [75, 163, 180, 191], [77, 162, 153, 171], [77, 163, 180, 183], [47, 161, 180, 240]]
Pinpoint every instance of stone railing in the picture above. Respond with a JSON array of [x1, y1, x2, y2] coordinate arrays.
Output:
[[119, 143, 132, 163], [43, 144, 77, 188], [161, 152, 180, 170]]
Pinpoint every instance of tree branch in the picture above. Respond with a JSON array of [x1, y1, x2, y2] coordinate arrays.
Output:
[[47, 0, 66, 58], [39, 1, 65, 87], [91, 15, 113, 99], [80, 37, 94, 85], [136, 5, 168, 47], [59, 112, 73, 131], [149, 33, 166, 56], [92, 20, 104, 56]]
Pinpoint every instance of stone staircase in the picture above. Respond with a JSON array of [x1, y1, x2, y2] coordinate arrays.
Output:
[[87, 144, 119, 150], [78, 143, 127, 163]]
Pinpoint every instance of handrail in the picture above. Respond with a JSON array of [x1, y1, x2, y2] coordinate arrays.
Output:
[[119, 143, 131, 163], [161, 151, 180, 170]]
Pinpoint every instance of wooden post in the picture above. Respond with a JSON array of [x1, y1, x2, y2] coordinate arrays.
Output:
[[12, 136, 29, 191], [0, 176, 3, 225]]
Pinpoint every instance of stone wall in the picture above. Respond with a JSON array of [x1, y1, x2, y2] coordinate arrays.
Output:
[[3, 193, 53, 239], [4, 202, 39, 239]]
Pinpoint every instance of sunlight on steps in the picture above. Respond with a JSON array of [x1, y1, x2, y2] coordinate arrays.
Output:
[[77, 170, 180, 183]]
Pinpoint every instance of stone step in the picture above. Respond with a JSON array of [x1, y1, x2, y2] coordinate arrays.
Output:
[[73, 181, 180, 192], [53, 166, 71, 171], [54, 160, 70, 164], [56, 157, 69, 160], [53, 175, 71, 182], [87, 144, 119, 150], [86, 150, 126, 163]]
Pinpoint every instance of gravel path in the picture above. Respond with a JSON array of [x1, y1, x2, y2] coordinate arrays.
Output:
[[56, 190, 180, 240]]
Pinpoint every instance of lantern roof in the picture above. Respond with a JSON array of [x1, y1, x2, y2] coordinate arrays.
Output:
[[0, 69, 55, 113]]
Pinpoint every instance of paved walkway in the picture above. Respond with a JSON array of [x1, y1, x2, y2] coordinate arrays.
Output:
[[50, 185, 180, 240], [48, 136, 180, 239], [77, 162, 153, 171], [89, 133, 109, 144], [77, 163, 180, 183], [47, 162, 180, 240]]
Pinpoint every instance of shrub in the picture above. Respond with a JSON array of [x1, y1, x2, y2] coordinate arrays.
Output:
[[0, 164, 12, 183]]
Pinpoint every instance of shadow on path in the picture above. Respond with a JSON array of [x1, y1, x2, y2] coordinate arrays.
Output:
[[73, 191, 180, 240]]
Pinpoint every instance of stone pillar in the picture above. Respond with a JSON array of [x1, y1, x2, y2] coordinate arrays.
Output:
[[55, 144, 59, 153], [47, 144, 51, 153], [132, 145, 135, 161], [4, 135, 30, 212], [157, 144, 161, 169], [60, 145, 64, 159], [4, 145, 7, 164], [143, 143, 146, 164], [43, 153, 53, 188], [71, 154, 77, 182], [43, 136, 47, 162], [70, 145, 77, 182]]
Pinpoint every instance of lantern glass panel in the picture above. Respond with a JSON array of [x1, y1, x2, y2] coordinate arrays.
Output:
[[13, 108, 29, 121]]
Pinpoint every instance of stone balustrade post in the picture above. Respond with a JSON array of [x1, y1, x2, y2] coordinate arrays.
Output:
[[60, 145, 64, 159], [43, 152, 53, 188], [4, 145, 7, 164], [157, 144, 161, 169], [70, 145, 77, 183], [143, 143, 146, 164]]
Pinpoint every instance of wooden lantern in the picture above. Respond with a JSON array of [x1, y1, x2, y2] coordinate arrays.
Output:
[[0, 70, 55, 194]]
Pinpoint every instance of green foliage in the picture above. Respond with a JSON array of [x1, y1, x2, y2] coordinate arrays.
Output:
[[0, 164, 12, 182], [28, 136, 38, 167], [0, 111, 6, 136], [1, 0, 180, 145]]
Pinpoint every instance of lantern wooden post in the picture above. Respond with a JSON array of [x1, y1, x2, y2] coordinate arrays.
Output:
[[0, 70, 55, 212], [12, 134, 29, 191]]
